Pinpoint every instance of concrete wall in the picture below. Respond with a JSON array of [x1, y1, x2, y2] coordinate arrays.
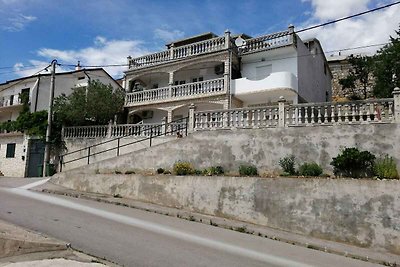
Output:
[[65, 123, 400, 175], [63, 135, 175, 171], [52, 173, 400, 255], [0, 134, 27, 177]]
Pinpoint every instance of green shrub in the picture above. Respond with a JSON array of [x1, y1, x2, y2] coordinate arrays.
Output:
[[298, 162, 323, 176], [203, 166, 224, 176], [331, 147, 376, 178], [279, 155, 297, 175], [239, 164, 258, 176], [194, 169, 203, 175], [114, 170, 122, 174], [374, 155, 399, 179], [157, 168, 165, 174], [125, 170, 135, 175], [173, 161, 194, 175]]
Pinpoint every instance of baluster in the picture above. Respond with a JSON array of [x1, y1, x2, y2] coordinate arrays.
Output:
[[285, 107, 290, 126], [373, 103, 379, 122], [366, 103, 371, 122], [251, 109, 255, 127], [317, 106, 322, 124], [344, 104, 349, 123], [298, 107, 303, 125]]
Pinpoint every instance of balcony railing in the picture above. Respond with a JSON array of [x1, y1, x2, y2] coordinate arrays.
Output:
[[125, 78, 225, 106], [63, 122, 188, 139], [129, 36, 226, 69], [0, 96, 22, 108], [238, 30, 292, 55], [127, 30, 293, 70]]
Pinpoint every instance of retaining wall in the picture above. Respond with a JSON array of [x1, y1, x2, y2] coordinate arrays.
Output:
[[51, 173, 400, 255]]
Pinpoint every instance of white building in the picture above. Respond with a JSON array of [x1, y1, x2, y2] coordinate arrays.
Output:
[[123, 26, 332, 124], [0, 68, 122, 177]]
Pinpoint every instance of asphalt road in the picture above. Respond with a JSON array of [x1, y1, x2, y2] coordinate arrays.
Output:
[[0, 178, 381, 267]]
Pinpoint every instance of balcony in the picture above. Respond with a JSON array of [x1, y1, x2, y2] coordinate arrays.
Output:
[[127, 29, 293, 70], [231, 72, 298, 104], [0, 96, 23, 112], [125, 78, 225, 107]]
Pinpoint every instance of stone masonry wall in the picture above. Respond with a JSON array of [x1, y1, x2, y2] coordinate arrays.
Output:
[[0, 134, 27, 177]]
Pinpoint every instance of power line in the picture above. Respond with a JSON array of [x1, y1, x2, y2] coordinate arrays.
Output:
[[295, 1, 400, 33], [0, 65, 51, 92]]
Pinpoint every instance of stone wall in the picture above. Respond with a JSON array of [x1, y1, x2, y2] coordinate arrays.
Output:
[[0, 134, 27, 177], [63, 123, 400, 175], [51, 173, 400, 255]]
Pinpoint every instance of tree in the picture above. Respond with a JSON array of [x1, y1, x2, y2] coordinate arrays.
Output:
[[339, 55, 374, 100], [373, 26, 400, 98], [53, 80, 125, 126]]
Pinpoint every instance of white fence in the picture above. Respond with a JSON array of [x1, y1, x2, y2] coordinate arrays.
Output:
[[194, 98, 396, 130]]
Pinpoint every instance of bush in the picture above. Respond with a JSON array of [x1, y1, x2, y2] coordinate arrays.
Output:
[[298, 162, 323, 176], [157, 168, 165, 174], [374, 155, 399, 179], [239, 164, 258, 176], [163, 170, 171, 175], [173, 161, 194, 176], [279, 155, 297, 175], [125, 170, 135, 175], [203, 166, 224, 176], [331, 147, 376, 178], [194, 169, 203, 175]]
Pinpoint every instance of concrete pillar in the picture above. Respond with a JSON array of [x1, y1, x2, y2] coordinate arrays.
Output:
[[188, 103, 196, 133], [278, 96, 286, 128], [288, 24, 295, 44], [169, 43, 174, 60], [161, 116, 167, 134], [127, 56, 132, 69], [107, 120, 113, 138], [393, 87, 400, 122], [224, 29, 231, 49], [168, 71, 174, 98], [167, 110, 173, 123]]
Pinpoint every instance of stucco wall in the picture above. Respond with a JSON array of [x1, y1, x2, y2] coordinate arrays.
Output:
[[297, 38, 332, 103], [65, 123, 400, 175], [51, 173, 400, 255], [0, 134, 27, 177]]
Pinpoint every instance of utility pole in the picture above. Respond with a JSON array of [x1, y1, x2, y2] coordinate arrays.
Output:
[[43, 59, 57, 177]]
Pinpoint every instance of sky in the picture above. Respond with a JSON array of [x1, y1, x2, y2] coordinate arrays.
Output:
[[0, 0, 399, 82]]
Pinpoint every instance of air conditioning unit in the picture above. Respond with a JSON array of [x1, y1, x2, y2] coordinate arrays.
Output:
[[214, 64, 224, 75], [142, 110, 154, 119]]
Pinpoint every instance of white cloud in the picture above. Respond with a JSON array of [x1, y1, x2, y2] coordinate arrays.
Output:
[[1, 13, 36, 32], [154, 28, 185, 42], [299, 0, 400, 56], [302, 0, 370, 20], [16, 36, 150, 78]]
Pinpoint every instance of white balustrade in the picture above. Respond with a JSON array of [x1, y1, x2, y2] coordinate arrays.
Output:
[[238, 30, 292, 54], [195, 106, 279, 130], [286, 99, 394, 126], [129, 50, 170, 68], [127, 30, 292, 69], [173, 37, 226, 59], [63, 125, 109, 139], [125, 78, 225, 106]]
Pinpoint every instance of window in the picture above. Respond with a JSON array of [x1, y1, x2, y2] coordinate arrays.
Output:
[[192, 77, 204, 83], [179, 80, 186, 85], [6, 143, 16, 158], [10, 95, 14, 105]]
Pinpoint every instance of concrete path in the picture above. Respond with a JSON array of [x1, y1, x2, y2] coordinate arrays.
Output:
[[0, 178, 385, 267]]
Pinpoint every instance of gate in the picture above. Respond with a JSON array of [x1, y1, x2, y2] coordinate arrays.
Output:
[[26, 139, 45, 177]]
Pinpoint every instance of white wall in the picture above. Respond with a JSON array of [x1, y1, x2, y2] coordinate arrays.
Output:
[[241, 47, 298, 81]]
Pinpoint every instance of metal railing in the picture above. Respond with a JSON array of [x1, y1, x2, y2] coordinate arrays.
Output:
[[60, 117, 188, 171]]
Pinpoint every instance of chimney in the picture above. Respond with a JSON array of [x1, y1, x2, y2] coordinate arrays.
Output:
[[75, 61, 81, 71]]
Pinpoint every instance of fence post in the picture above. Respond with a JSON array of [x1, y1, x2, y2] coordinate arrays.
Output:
[[117, 138, 120, 156], [278, 96, 286, 127], [188, 103, 196, 133], [393, 87, 400, 123], [149, 129, 153, 147], [87, 147, 90, 165], [162, 117, 167, 135], [107, 120, 113, 138]]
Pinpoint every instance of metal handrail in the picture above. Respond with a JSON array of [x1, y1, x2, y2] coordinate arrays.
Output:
[[60, 117, 188, 171]]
